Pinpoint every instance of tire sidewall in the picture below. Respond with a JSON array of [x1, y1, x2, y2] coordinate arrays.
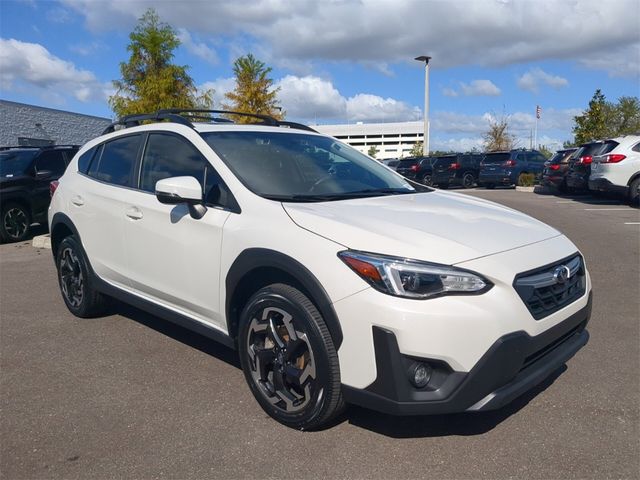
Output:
[[56, 236, 91, 316], [1, 202, 31, 243], [462, 172, 475, 188], [238, 288, 334, 429]]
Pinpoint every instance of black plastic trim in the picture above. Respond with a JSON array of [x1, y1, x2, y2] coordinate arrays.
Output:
[[225, 248, 343, 348], [342, 292, 591, 415]]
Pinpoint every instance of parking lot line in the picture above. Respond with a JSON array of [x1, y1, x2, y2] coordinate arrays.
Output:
[[624, 222, 640, 225], [583, 208, 633, 211]]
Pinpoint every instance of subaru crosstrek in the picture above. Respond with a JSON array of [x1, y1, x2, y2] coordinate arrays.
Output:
[[49, 110, 592, 430]]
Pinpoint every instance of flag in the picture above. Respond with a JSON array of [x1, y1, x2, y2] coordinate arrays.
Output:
[[536, 105, 541, 119]]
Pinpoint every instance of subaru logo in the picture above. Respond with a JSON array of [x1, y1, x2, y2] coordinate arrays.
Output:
[[553, 265, 571, 284]]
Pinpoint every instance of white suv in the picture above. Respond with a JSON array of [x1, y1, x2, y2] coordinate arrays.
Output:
[[49, 110, 592, 430], [589, 135, 640, 205]]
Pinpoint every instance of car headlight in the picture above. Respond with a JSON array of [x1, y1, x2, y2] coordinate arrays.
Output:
[[338, 250, 491, 299]]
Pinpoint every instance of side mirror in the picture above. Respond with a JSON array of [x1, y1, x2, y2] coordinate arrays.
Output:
[[155, 176, 207, 219], [35, 170, 53, 180]]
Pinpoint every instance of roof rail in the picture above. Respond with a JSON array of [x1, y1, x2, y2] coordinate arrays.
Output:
[[101, 109, 317, 135]]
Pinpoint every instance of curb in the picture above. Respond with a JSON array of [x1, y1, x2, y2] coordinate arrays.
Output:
[[32, 234, 52, 249], [515, 186, 535, 192]]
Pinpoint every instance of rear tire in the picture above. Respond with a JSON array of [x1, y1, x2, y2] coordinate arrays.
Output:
[[630, 177, 640, 207], [462, 172, 475, 189], [1, 202, 31, 243], [56, 236, 109, 318], [419, 173, 432, 186], [238, 283, 344, 430]]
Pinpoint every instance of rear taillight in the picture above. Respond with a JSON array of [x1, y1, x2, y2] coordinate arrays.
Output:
[[601, 154, 626, 163], [503, 160, 517, 167], [549, 164, 561, 171], [579, 155, 593, 165], [448, 163, 461, 170], [50, 180, 59, 198], [410, 164, 419, 171]]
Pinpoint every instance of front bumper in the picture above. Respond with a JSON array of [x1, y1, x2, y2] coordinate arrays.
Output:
[[342, 293, 591, 415]]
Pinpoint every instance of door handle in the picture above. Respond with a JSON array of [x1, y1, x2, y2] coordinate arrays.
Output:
[[71, 195, 84, 206], [125, 207, 143, 220]]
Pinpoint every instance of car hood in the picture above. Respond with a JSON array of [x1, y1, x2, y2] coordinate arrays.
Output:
[[283, 190, 561, 265]]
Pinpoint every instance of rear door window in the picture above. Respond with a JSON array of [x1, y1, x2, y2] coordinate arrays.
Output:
[[35, 150, 67, 176], [90, 135, 142, 187]]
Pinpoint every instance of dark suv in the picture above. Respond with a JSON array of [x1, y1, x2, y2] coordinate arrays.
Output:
[[541, 148, 577, 192], [395, 156, 436, 185], [565, 140, 616, 192], [432, 153, 484, 189], [478, 149, 547, 188], [0, 145, 78, 242]]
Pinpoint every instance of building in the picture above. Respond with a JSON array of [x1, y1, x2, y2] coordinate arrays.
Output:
[[0, 100, 111, 147], [313, 121, 424, 160]]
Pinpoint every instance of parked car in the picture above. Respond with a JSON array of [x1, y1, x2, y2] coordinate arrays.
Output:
[[478, 149, 547, 188], [49, 109, 591, 430], [395, 156, 436, 185], [0, 144, 78, 242], [381, 158, 400, 170], [589, 135, 640, 205], [432, 153, 484, 189], [566, 141, 616, 192], [542, 148, 578, 192]]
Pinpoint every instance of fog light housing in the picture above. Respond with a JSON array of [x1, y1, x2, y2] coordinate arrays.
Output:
[[408, 362, 432, 388]]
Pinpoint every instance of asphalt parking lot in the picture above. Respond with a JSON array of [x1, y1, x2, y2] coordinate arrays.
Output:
[[1, 189, 638, 479]]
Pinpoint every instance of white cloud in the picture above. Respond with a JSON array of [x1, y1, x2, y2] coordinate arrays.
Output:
[[0, 38, 109, 103], [517, 68, 569, 93], [62, 0, 639, 76], [198, 77, 235, 107], [274, 75, 420, 123], [444, 79, 501, 97], [177, 29, 218, 65], [579, 44, 640, 78]]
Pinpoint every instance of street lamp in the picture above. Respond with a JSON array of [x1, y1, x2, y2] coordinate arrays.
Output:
[[415, 55, 431, 156]]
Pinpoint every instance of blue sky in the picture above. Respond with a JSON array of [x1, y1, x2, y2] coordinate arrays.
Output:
[[1, 0, 639, 151]]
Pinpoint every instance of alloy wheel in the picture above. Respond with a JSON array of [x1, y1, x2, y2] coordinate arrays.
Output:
[[246, 306, 317, 413], [59, 247, 84, 308], [3, 208, 28, 240]]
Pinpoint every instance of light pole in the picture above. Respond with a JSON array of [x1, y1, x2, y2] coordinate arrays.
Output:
[[415, 55, 431, 156]]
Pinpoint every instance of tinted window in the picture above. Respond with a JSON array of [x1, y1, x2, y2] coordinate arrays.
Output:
[[599, 141, 619, 155], [77, 146, 98, 173], [529, 153, 546, 163], [0, 150, 37, 177], [516, 154, 525, 162], [632, 143, 640, 153], [396, 158, 419, 169], [482, 152, 510, 164], [92, 135, 141, 187], [140, 134, 207, 192], [35, 150, 67, 175]]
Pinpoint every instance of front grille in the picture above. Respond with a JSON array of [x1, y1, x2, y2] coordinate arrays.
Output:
[[513, 254, 586, 320]]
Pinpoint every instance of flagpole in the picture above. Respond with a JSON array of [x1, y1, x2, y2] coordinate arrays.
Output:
[[534, 106, 539, 150]]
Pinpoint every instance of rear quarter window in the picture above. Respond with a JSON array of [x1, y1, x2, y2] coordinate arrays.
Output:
[[77, 146, 98, 174]]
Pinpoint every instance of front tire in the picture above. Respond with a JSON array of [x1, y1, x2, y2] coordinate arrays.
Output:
[[238, 283, 344, 430], [1, 202, 31, 243], [56, 236, 109, 318]]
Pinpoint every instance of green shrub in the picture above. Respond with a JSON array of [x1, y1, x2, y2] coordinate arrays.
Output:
[[517, 173, 536, 187]]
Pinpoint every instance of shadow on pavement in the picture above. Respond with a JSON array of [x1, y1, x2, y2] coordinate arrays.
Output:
[[113, 301, 241, 369]]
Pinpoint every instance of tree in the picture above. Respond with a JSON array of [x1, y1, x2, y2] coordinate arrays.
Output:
[[409, 141, 423, 157], [572, 89, 612, 144], [367, 145, 379, 158], [109, 9, 211, 117], [223, 54, 283, 122], [483, 113, 516, 151], [572, 90, 640, 144]]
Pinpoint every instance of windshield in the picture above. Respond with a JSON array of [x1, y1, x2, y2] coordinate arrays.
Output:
[[0, 150, 37, 177], [203, 131, 418, 201]]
